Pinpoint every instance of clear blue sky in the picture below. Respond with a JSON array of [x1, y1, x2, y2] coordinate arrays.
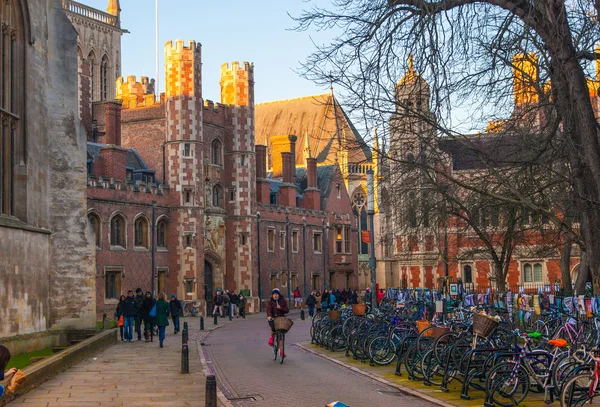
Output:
[[83, 0, 332, 104]]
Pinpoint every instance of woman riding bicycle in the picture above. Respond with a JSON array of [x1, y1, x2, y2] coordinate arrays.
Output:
[[267, 288, 289, 351]]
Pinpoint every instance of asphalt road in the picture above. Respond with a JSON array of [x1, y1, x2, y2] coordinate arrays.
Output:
[[201, 311, 437, 407]]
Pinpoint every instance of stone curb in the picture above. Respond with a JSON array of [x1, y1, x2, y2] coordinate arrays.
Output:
[[0, 329, 116, 407], [296, 343, 453, 407]]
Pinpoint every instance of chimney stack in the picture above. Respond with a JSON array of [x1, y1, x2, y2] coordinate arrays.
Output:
[[104, 101, 122, 146], [303, 157, 321, 210], [255, 144, 270, 204], [278, 152, 296, 207]]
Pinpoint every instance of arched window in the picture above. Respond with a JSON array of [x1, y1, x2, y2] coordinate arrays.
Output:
[[134, 216, 148, 248], [0, 0, 24, 216], [100, 55, 109, 101], [463, 265, 472, 284], [407, 192, 417, 228], [213, 185, 222, 207], [157, 219, 168, 248], [211, 139, 222, 166], [523, 262, 543, 283], [351, 189, 368, 255], [88, 213, 101, 249], [87, 51, 95, 101], [110, 214, 126, 248]]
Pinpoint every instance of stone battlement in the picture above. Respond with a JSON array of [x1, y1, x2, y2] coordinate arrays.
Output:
[[257, 202, 328, 219], [164, 39, 201, 56], [116, 75, 155, 100], [221, 61, 254, 74], [120, 93, 164, 110], [203, 99, 225, 112], [87, 176, 170, 196]]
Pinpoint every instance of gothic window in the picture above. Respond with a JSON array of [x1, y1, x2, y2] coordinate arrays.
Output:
[[211, 139, 222, 166], [105, 268, 122, 299], [267, 228, 275, 252], [88, 213, 101, 249], [88, 51, 95, 101], [351, 189, 368, 255], [183, 143, 190, 157], [313, 231, 322, 253], [100, 55, 109, 101], [292, 229, 299, 253], [212, 185, 222, 207], [134, 216, 148, 248], [523, 262, 543, 283], [157, 219, 167, 248], [110, 214, 126, 248], [1, 0, 23, 217]]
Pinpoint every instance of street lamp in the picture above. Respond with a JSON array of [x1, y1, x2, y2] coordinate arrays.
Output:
[[367, 170, 377, 311]]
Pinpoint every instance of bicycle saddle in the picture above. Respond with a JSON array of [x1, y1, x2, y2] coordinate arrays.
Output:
[[548, 338, 568, 347]]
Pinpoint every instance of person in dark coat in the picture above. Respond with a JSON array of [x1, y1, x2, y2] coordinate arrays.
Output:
[[341, 289, 348, 305], [306, 292, 317, 317], [155, 292, 171, 348], [142, 291, 156, 342], [213, 291, 224, 317], [350, 290, 359, 305], [115, 295, 126, 341], [230, 290, 239, 318], [266, 288, 290, 358], [238, 293, 247, 318], [122, 290, 138, 342], [321, 289, 330, 312], [134, 288, 144, 341], [334, 289, 342, 304], [170, 294, 183, 334]]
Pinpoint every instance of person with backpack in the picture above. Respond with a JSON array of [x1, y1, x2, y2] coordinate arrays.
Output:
[[321, 289, 329, 312], [213, 291, 224, 317], [122, 290, 138, 342], [315, 291, 322, 314], [170, 294, 183, 334], [222, 290, 231, 317], [141, 291, 156, 342], [306, 292, 316, 317], [293, 287, 302, 309]]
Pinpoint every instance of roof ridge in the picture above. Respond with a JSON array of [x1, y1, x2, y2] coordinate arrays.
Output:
[[256, 94, 330, 106]]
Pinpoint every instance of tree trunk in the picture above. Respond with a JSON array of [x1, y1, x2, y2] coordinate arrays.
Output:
[[493, 261, 507, 292], [560, 236, 573, 296], [574, 251, 590, 295]]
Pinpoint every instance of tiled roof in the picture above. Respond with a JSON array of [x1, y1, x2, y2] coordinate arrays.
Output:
[[87, 142, 150, 171], [255, 94, 372, 166], [266, 164, 338, 209]]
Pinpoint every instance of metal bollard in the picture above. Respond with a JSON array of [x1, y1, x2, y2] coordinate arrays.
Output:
[[200, 315, 205, 331], [213, 313, 218, 325], [205, 375, 217, 407], [301, 309, 305, 321], [181, 344, 189, 374]]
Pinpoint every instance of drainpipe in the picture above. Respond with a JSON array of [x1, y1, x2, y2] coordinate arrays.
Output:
[[322, 219, 327, 290], [257, 213, 262, 312], [286, 215, 291, 304], [303, 218, 307, 298], [151, 200, 156, 296], [162, 142, 166, 185]]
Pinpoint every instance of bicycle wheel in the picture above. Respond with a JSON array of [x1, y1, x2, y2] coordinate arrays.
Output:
[[486, 362, 530, 407], [560, 372, 596, 407], [368, 335, 396, 366], [183, 304, 191, 317], [279, 332, 285, 364], [421, 348, 443, 386]]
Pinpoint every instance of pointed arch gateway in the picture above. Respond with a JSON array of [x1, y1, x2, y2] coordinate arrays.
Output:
[[203, 251, 222, 316]]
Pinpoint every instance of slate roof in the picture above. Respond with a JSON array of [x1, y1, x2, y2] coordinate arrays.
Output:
[[255, 94, 372, 166], [437, 132, 539, 171], [87, 142, 152, 172]]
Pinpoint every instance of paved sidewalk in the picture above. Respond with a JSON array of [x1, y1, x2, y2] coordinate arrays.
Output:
[[7, 316, 235, 407]]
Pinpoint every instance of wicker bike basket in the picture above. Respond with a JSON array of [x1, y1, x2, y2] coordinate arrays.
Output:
[[416, 320, 433, 337], [273, 317, 294, 333], [432, 326, 452, 341], [352, 304, 366, 316], [472, 313, 499, 338], [329, 310, 341, 321]]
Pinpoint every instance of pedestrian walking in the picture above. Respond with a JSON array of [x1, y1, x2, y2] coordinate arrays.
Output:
[[142, 291, 156, 342], [329, 290, 336, 307], [364, 287, 372, 305], [230, 290, 239, 318], [315, 291, 322, 313], [321, 289, 329, 312], [334, 288, 342, 304], [350, 289, 358, 305], [306, 292, 316, 317], [154, 292, 170, 348], [115, 295, 125, 342], [122, 290, 138, 342], [134, 288, 144, 341], [213, 291, 224, 317], [238, 293, 247, 318], [0, 345, 17, 398], [293, 287, 302, 309], [222, 290, 230, 317], [378, 289, 385, 305], [170, 294, 183, 334], [341, 288, 348, 305]]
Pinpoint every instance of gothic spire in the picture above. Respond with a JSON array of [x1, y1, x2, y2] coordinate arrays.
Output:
[[107, 0, 121, 17]]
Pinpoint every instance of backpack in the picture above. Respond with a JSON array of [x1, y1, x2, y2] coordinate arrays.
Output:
[[149, 303, 157, 318], [215, 296, 223, 306]]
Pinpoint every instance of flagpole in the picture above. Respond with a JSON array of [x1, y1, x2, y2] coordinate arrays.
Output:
[[155, 0, 159, 98]]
